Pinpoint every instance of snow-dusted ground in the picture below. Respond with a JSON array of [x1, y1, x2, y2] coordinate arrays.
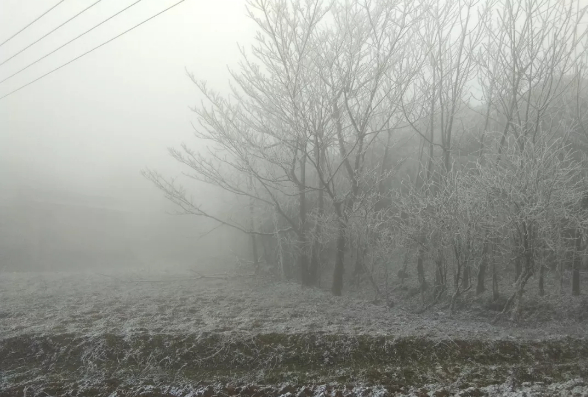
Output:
[[0, 269, 586, 340], [1, 270, 587, 397]]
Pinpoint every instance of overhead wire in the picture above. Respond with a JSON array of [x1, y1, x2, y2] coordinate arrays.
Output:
[[0, 0, 188, 101], [0, 0, 146, 85], [0, 0, 66, 48], [0, 0, 104, 67]]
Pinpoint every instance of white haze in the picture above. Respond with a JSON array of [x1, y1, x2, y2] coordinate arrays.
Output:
[[0, 0, 256, 270]]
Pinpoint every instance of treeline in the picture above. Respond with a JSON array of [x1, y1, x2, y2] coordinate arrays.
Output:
[[145, 0, 588, 318]]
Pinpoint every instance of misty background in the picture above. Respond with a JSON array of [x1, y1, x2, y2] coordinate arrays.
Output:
[[0, 0, 255, 270], [1, 0, 587, 296]]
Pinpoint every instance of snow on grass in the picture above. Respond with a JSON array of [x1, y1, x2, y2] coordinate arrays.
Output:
[[0, 269, 586, 341], [1, 270, 587, 396]]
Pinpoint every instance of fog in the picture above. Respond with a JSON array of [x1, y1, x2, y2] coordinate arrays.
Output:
[[0, 0, 256, 271], [2, 1, 588, 395]]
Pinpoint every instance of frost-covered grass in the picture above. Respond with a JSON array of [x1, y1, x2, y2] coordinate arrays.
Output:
[[0, 269, 586, 340], [0, 269, 587, 396]]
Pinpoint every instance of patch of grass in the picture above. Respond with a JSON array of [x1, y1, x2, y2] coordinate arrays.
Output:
[[2, 331, 587, 395]]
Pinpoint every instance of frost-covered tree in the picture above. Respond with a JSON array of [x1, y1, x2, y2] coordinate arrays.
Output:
[[145, 0, 588, 305]]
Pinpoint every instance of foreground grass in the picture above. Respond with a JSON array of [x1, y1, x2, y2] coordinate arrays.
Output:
[[1, 331, 587, 396], [1, 271, 587, 396]]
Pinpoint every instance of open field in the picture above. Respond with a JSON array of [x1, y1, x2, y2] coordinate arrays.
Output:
[[1, 270, 587, 396]]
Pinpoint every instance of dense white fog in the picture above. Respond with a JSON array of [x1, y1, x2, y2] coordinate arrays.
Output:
[[1, 1, 588, 395], [0, 0, 255, 271]]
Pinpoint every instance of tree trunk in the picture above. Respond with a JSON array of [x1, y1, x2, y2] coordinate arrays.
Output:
[[512, 283, 524, 322], [513, 232, 523, 283], [298, 238, 309, 285], [399, 251, 410, 286], [538, 262, 545, 296], [375, 127, 392, 213], [297, 215, 309, 285], [559, 257, 564, 295], [434, 252, 445, 299], [273, 209, 286, 280], [259, 235, 270, 269], [331, 217, 346, 296], [463, 262, 471, 290], [309, 140, 325, 286], [434, 257, 443, 288], [492, 255, 499, 300], [515, 255, 522, 283], [353, 240, 363, 287], [426, 66, 436, 185], [511, 238, 534, 320], [572, 229, 581, 296], [250, 234, 259, 272], [249, 183, 259, 273], [309, 241, 320, 286], [537, 239, 546, 296], [477, 258, 487, 295], [417, 247, 426, 292], [297, 152, 310, 285], [477, 240, 489, 294]]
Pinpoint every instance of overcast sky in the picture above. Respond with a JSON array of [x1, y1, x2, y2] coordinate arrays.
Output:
[[0, 0, 256, 209]]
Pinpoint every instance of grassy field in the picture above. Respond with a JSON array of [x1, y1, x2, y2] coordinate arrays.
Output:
[[1, 269, 587, 396]]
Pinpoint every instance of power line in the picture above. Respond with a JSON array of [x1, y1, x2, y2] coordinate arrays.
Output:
[[0, 0, 103, 67], [0, 0, 188, 101], [0, 0, 146, 85], [0, 0, 66, 48]]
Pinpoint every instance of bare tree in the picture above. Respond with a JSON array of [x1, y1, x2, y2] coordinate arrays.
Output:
[[309, 0, 423, 295], [144, 0, 588, 307], [144, 0, 333, 284], [473, 134, 586, 320]]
